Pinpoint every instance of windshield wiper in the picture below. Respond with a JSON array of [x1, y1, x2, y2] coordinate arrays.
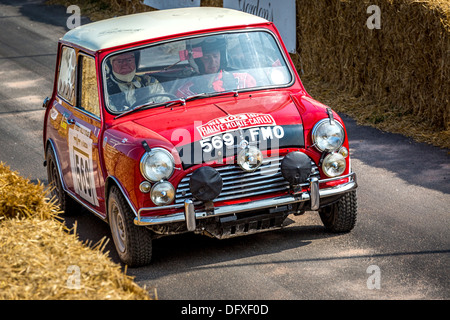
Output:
[[163, 91, 239, 108], [206, 90, 239, 99], [185, 90, 239, 101], [114, 98, 186, 119], [114, 90, 239, 120]]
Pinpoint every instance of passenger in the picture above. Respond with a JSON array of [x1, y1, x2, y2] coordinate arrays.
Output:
[[177, 37, 256, 97], [106, 52, 166, 112]]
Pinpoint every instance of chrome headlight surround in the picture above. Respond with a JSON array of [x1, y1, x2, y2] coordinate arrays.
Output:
[[311, 119, 345, 152], [140, 148, 175, 182]]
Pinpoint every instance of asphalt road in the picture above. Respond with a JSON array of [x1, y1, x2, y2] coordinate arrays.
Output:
[[0, 0, 449, 301]]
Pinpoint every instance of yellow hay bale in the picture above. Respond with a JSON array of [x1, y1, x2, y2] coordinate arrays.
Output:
[[0, 163, 151, 300], [0, 162, 59, 220], [0, 218, 151, 300], [300, 74, 450, 148], [296, 0, 449, 139]]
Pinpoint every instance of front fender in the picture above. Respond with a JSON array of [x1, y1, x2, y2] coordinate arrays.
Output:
[[104, 175, 139, 220], [102, 123, 179, 216]]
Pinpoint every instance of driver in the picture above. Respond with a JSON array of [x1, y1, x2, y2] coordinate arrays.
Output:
[[176, 37, 256, 97], [106, 52, 166, 112]]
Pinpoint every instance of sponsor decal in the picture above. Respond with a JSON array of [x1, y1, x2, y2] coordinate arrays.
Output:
[[50, 108, 58, 121], [196, 113, 276, 138], [60, 111, 70, 130]]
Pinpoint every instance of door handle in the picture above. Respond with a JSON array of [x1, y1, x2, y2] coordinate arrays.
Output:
[[67, 118, 76, 125]]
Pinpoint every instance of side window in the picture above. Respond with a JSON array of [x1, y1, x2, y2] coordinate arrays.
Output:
[[78, 55, 100, 118], [57, 46, 76, 105]]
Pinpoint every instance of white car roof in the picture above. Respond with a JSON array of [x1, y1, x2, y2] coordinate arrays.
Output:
[[61, 7, 269, 52]]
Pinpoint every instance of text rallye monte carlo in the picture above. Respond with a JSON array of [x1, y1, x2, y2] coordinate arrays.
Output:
[[43, 7, 358, 266]]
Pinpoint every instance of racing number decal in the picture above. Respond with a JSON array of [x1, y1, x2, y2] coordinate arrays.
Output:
[[73, 147, 94, 201], [200, 134, 230, 153], [68, 126, 99, 207]]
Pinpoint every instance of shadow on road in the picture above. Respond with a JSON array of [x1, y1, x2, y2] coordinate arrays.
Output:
[[341, 114, 450, 194], [128, 221, 344, 278], [61, 209, 341, 274], [11, 0, 91, 29]]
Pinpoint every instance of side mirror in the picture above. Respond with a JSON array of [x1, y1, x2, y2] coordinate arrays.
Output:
[[42, 97, 50, 109]]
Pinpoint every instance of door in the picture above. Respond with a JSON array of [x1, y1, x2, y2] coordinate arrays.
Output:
[[51, 46, 105, 215], [66, 53, 104, 213]]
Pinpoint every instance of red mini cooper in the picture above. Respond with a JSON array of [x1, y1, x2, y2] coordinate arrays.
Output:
[[43, 7, 357, 266]]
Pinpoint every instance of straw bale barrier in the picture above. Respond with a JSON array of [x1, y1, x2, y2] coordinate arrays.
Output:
[[0, 162, 151, 300], [294, 0, 449, 147]]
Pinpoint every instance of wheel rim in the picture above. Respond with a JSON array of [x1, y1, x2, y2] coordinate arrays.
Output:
[[110, 200, 127, 254]]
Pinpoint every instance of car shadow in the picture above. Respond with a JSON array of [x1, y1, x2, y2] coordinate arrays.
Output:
[[62, 209, 337, 273], [340, 114, 450, 194], [126, 216, 344, 279], [57, 198, 344, 275]]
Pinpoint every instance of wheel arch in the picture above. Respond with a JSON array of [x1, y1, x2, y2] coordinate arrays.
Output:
[[105, 176, 139, 223], [45, 139, 65, 190]]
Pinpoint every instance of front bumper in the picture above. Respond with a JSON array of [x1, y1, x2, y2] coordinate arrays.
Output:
[[134, 172, 357, 228]]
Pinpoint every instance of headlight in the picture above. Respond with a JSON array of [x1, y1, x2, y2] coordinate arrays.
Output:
[[237, 146, 263, 172], [150, 181, 175, 206], [322, 153, 346, 177], [140, 148, 175, 182], [312, 119, 345, 152]]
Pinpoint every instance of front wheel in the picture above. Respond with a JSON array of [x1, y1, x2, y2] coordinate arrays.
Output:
[[108, 186, 153, 267], [319, 191, 357, 233]]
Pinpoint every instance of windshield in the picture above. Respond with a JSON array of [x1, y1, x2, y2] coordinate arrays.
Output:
[[103, 30, 293, 114]]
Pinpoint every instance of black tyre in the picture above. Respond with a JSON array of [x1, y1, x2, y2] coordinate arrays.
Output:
[[319, 190, 357, 233], [46, 147, 81, 216], [108, 186, 153, 267]]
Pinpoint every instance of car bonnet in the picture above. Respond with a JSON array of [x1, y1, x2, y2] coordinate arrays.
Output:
[[132, 91, 304, 168]]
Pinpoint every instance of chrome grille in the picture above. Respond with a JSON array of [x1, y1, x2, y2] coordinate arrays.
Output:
[[175, 156, 319, 204]]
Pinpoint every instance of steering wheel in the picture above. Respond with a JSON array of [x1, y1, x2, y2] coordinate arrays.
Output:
[[133, 93, 179, 108], [147, 93, 179, 101]]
